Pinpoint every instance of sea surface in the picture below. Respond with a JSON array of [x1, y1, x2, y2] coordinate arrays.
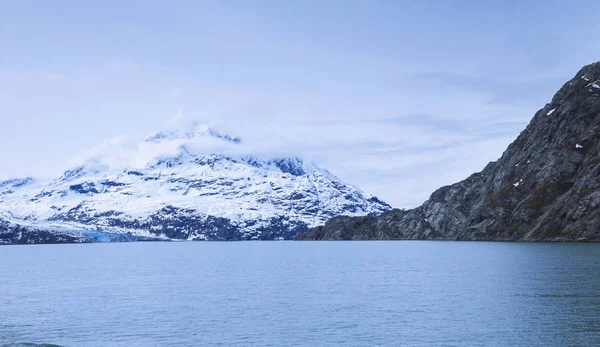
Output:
[[1, 241, 600, 346]]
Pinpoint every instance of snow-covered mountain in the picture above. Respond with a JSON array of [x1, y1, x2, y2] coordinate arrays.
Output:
[[0, 123, 390, 243]]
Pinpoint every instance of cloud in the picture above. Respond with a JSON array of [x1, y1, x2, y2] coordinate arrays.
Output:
[[414, 71, 564, 105], [168, 88, 185, 98], [4, 3, 581, 209], [40, 72, 64, 82], [165, 109, 185, 127], [70, 136, 134, 170], [379, 114, 468, 133]]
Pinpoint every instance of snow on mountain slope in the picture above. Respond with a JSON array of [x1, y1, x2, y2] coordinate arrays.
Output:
[[0, 123, 390, 242]]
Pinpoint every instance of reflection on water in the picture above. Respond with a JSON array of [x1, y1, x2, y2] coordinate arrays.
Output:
[[1, 241, 599, 346]]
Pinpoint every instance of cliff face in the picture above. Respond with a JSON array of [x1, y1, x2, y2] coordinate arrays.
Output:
[[297, 62, 600, 241]]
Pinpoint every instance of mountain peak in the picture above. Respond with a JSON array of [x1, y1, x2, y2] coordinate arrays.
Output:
[[146, 122, 241, 144], [552, 60, 600, 104], [0, 118, 390, 243]]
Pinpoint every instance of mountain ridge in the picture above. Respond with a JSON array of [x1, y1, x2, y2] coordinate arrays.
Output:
[[296, 61, 600, 241], [0, 124, 389, 244]]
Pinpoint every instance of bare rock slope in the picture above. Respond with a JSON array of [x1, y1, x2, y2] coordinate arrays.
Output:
[[297, 62, 600, 241]]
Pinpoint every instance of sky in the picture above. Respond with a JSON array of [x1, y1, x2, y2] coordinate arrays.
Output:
[[1, 0, 600, 208]]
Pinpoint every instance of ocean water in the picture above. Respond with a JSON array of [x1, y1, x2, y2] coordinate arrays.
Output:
[[1, 241, 599, 346]]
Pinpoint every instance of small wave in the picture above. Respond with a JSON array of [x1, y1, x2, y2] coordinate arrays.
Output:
[[1, 343, 65, 347]]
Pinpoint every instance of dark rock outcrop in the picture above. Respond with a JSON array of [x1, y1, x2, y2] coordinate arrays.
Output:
[[297, 62, 600, 241], [48, 205, 309, 241]]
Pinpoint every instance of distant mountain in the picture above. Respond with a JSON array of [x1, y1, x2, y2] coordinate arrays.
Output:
[[0, 124, 389, 244], [297, 61, 600, 241]]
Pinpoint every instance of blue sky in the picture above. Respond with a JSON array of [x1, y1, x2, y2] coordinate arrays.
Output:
[[1, 0, 600, 207]]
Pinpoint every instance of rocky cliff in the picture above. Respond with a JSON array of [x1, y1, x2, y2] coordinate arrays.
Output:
[[296, 62, 600, 241]]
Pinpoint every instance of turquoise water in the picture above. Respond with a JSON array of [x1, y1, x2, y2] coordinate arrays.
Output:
[[1, 241, 599, 346]]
